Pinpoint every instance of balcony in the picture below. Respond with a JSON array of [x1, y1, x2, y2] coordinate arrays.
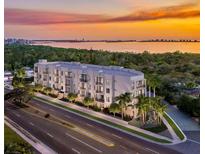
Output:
[[95, 98, 104, 102], [65, 75, 72, 78], [96, 90, 103, 93], [96, 81, 103, 85], [136, 84, 145, 88], [80, 87, 86, 90], [80, 78, 88, 82]]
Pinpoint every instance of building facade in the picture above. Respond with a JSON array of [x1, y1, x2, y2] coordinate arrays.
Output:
[[34, 59, 146, 108]]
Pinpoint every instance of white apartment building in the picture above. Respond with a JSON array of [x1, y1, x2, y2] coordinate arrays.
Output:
[[34, 59, 146, 108]]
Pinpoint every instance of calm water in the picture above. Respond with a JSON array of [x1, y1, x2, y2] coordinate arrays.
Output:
[[34, 41, 200, 54]]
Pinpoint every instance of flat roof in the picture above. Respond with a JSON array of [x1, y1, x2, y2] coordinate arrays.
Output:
[[36, 61, 144, 77]]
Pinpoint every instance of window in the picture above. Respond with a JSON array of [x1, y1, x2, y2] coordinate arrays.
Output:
[[106, 80, 110, 85], [61, 71, 63, 76], [49, 76, 51, 81], [61, 86, 63, 90], [34, 67, 38, 73], [80, 74, 88, 82], [106, 88, 110, 93], [96, 86, 103, 92], [96, 76, 103, 84], [106, 97, 110, 102]]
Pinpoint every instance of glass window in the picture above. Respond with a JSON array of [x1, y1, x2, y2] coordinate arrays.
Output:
[[106, 88, 110, 93]]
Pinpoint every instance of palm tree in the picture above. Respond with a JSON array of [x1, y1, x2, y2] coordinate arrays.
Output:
[[151, 75, 160, 97], [67, 93, 78, 102], [83, 97, 94, 108], [115, 92, 132, 119], [151, 97, 167, 124], [16, 68, 26, 79], [109, 103, 120, 117], [145, 75, 152, 98], [136, 96, 147, 124]]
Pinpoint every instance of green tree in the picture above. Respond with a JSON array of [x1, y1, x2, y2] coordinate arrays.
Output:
[[115, 92, 132, 119], [34, 84, 43, 92], [83, 97, 94, 108], [67, 93, 78, 102], [43, 87, 52, 95], [109, 103, 120, 117]]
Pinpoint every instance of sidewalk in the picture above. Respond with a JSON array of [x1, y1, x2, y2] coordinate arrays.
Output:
[[35, 93, 182, 144], [163, 101, 199, 131]]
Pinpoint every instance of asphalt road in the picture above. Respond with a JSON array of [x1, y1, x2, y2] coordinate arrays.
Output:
[[4, 91, 181, 154]]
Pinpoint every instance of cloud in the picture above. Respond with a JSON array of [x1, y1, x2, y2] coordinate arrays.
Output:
[[108, 4, 199, 22], [5, 3, 199, 25]]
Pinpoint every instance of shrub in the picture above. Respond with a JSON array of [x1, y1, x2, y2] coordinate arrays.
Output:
[[90, 105, 101, 112], [49, 93, 58, 98]]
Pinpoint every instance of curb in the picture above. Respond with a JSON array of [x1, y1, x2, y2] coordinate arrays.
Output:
[[5, 116, 57, 154], [34, 96, 173, 145], [163, 112, 187, 143]]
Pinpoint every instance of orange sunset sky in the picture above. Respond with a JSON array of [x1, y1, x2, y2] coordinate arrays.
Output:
[[4, 0, 200, 40]]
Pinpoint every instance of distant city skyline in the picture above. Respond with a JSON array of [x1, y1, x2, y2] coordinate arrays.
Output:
[[5, 0, 200, 40]]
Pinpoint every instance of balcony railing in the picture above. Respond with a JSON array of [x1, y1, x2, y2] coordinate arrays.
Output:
[[96, 90, 103, 93], [80, 78, 88, 82], [95, 98, 104, 102], [96, 82, 103, 85]]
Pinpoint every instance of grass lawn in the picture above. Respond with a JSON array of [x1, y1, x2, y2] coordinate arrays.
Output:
[[144, 123, 167, 133], [5, 124, 27, 144], [35, 96, 172, 144], [163, 113, 185, 140], [4, 124, 33, 153]]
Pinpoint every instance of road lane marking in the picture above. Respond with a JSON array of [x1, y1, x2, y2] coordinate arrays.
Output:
[[72, 148, 81, 154], [15, 113, 21, 117], [66, 133, 102, 153], [86, 123, 94, 127], [144, 148, 159, 154], [29, 122, 34, 126], [112, 134, 122, 139], [65, 115, 71, 118], [187, 139, 200, 144], [47, 133, 53, 138], [120, 145, 127, 149]]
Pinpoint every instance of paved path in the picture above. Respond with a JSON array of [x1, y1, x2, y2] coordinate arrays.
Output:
[[163, 101, 199, 131]]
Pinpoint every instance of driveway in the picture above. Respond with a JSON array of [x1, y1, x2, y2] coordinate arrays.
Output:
[[164, 101, 199, 131]]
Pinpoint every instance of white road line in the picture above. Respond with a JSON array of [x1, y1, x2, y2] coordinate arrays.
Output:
[[187, 139, 200, 144], [120, 145, 127, 149], [29, 122, 34, 126], [72, 148, 81, 154], [47, 133, 53, 138], [65, 115, 71, 118], [86, 123, 94, 127], [66, 133, 102, 153], [112, 133, 122, 139], [15, 113, 21, 117], [144, 148, 159, 154], [49, 109, 55, 111]]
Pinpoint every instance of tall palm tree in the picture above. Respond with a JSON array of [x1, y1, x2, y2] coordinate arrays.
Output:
[[145, 75, 152, 98], [137, 96, 149, 124], [115, 92, 132, 120], [151, 75, 160, 97]]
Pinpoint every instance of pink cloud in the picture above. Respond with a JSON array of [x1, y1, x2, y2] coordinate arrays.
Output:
[[5, 3, 199, 25]]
